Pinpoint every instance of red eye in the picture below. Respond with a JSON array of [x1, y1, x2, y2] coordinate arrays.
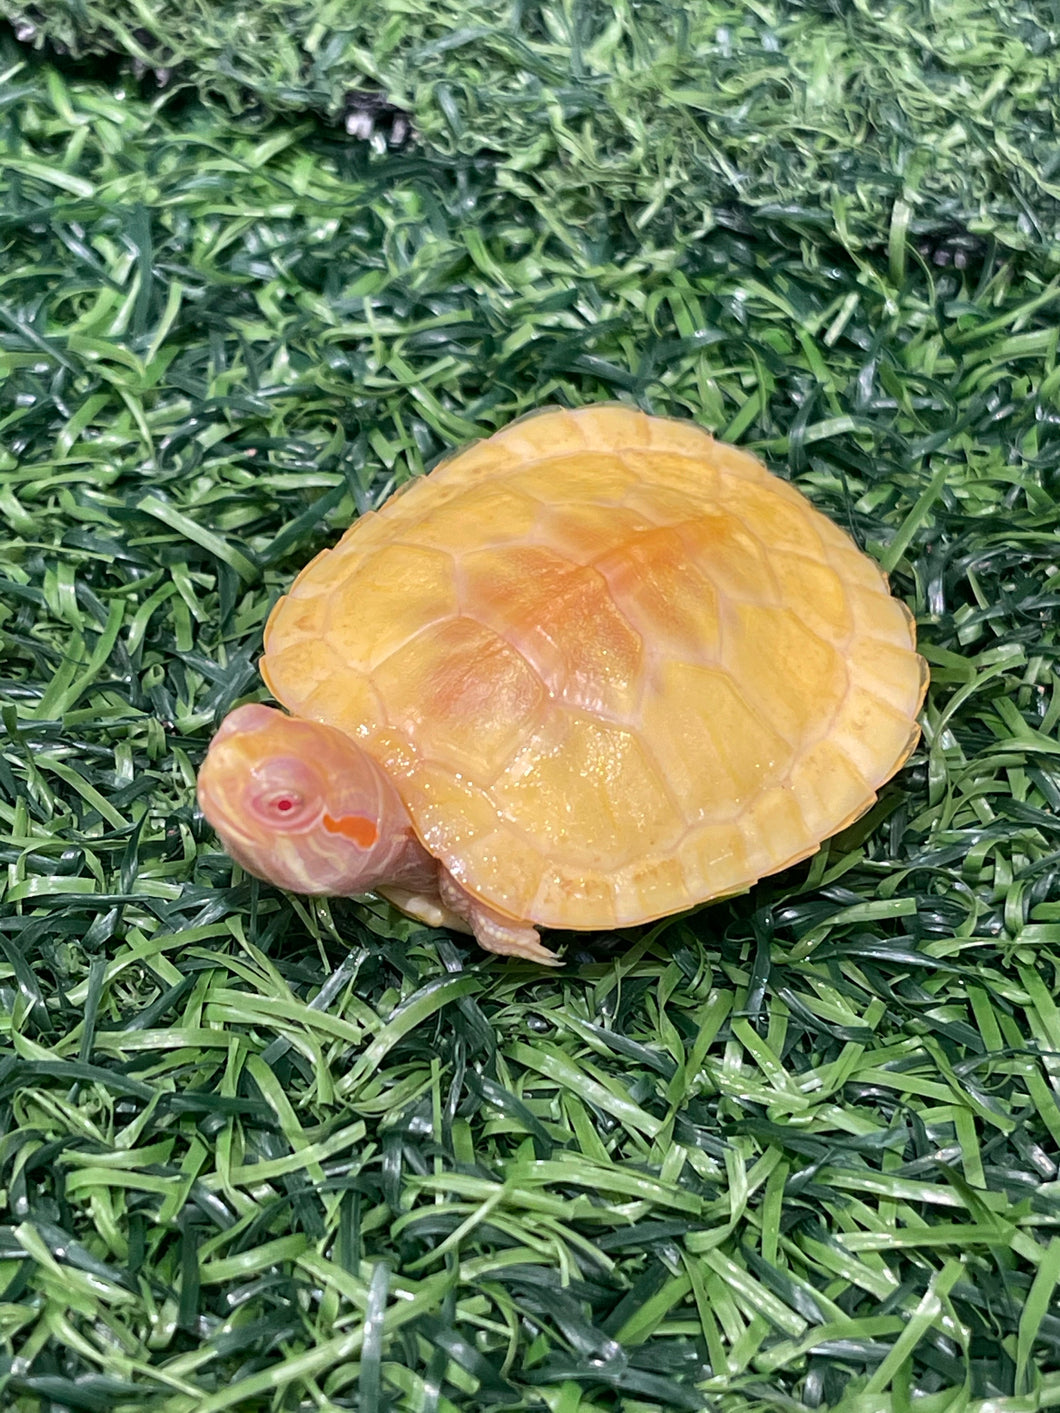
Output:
[[252, 786, 315, 827], [249, 758, 321, 830], [264, 791, 306, 821]]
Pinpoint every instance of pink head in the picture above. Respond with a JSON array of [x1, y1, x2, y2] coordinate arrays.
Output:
[[197, 704, 413, 896]]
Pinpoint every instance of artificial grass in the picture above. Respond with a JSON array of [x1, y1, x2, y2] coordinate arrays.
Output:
[[3, 0, 1060, 252], [1, 16, 1060, 1413]]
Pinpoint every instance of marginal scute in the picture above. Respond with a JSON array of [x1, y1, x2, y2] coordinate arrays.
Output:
[[619, 854, 689, 921], [677, 822, 755, 901], [709, 439, 773, 483], [645, 414, 718, 458], [261, 405, 926, 932], [830, 686, 922, 782], [844, 636, 927, 713], [280, 547, 331, 597], [492, 408, 592, 459], [281, 548, 354, 603], [262, 634, 338, 701], [455, 828, 546, 919], [824, 539, 893, 594], [571, 403, 656, 449], [430, 436, 522, 486], [740, 785, 812, 871], [532, 867, 619, 929], [787, 740, 874, 840], [263, 594, 310, 649], [847, 581, 919, 646]]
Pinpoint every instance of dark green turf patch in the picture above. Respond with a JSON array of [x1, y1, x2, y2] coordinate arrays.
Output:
[[2, 0, 1059, 251], [1, 28, 1059, 1413]]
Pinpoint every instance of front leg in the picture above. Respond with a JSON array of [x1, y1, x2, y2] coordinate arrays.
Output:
[[437, 869, 562, 966]]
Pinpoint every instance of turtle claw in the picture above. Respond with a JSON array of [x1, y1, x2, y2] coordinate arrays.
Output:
[[476, 924, 563, 967]]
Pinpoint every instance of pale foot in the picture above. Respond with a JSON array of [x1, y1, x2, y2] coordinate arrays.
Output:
[[377, 884, 473, 935], [438, 869, 562, 966]]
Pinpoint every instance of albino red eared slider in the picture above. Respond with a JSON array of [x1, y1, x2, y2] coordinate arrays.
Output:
[[198, 406, 927, 964]]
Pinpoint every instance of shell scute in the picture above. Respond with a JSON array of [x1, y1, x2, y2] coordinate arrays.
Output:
[[460, 545, 643, 718], [724, 604, 849, 749], [830, 685, 922, 782], [507, 452, 636, 505], [406, 763, 506, 861], [740, 785, 813, 871], [678, 513, 779, 607], [430, 436, 523, 486], [569, 404, 656, 450], [492, 712, 681, 868], [846, 581, 920, 648], [371, 616, 546, 779], [404, 485, 540, 551], [491, 407, 594, 459], [640, 662, 794, 822], [532, 869, 620, 930], [769, 553, 853, 639], [617, 469, 719, 522], [644, 414, 718, 459], [261, 632, 335, 700], [534, 502, 658, 563], [844, 635, 927, 714], [323, 543, 459, 674], [788, 740, 874, 840], [456, 827, 547, 920], [716, 478, 826, 557], [620, 854, 690, 921], [677, 823, 756, 901], [594, 527, 722, 663]]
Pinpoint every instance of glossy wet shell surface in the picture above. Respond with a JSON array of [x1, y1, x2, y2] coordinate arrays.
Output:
[[262, 407, 926, 930]]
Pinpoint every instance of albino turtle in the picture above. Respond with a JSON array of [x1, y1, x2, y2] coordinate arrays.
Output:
[[197, 406, 927, 965]]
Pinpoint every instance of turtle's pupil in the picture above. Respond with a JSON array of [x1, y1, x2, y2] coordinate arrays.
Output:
[[275, 798, 296, 813]]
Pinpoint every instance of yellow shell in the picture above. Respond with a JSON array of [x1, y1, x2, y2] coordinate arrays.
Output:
[[262, 406, 926, 931]]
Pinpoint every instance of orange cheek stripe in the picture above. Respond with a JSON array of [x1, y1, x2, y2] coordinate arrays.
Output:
[[322, 813, 379, 848]]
